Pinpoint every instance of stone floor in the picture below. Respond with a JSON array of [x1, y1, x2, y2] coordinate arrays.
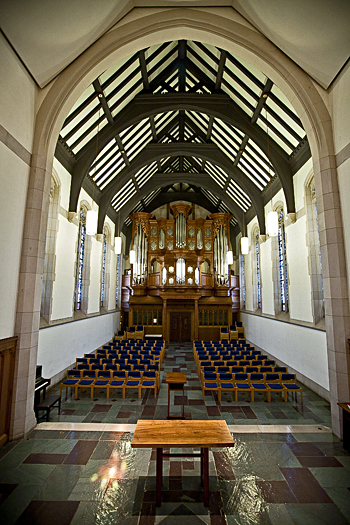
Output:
[[0, 342, 349, 524]]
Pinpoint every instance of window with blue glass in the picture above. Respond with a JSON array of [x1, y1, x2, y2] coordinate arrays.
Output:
[[74, 207, 86, 310], [255, 231, 261, 308], [241, 254, 246, 306], [100, 229, 107, 308], [116, 254, 121, 307], [278, 210, 288, 311]]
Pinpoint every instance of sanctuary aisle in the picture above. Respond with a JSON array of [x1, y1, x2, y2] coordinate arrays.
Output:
[[0, 344, 349, 524]]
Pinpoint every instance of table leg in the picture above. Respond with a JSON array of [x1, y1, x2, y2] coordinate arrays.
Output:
[[167, 386, 170, 419], [203, 448, 209, 506], [156, 448, 163, 506], [182, 386, 185, 418]]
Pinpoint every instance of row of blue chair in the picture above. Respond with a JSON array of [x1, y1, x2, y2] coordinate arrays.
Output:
[[61, 369, 158, 399], [201, 371, 302, 403]]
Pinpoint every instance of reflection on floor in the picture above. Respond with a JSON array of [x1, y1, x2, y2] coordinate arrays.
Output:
[[1, 343, 349, 524]]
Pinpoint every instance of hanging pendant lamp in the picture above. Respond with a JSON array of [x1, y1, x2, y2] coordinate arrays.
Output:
[[240, 236, 249, 255], [114, 236, 122, 254]]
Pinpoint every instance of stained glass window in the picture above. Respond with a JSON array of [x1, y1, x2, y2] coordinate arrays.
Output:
[[116, 254, 121, 307], [314, 196, 324, 308], [101, 230, 107, 307], [74, 208, 86, 310], [256, 231, 261, 308], [278, 210, 289, 311]]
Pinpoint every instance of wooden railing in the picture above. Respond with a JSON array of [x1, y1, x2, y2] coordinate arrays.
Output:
[[0, 336, 17, 447]]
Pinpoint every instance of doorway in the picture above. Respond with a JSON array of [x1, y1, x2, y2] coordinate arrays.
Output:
[[169, 312, 191, 343]]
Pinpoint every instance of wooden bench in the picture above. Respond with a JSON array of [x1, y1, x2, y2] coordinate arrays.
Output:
[[35, 394, 61, 422]]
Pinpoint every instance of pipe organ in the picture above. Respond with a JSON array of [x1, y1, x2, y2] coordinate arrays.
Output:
[[125, 205, 240, 342]]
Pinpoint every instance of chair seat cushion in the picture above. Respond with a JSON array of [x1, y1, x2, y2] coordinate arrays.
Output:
[[110, 381, 124, 386], [142, 381, 156, 387], [251, 383, 267, 389], [63, 379, 79, 385], [236, 383, 250, 389], [204, 382, 218, 388], [95, 380, 109, 386], [267, 383, 284, 390], [126, 380, 140, 386], [283, 384, 299, 389], [220, 383, 234, 389], [79, 380, 94, 386]]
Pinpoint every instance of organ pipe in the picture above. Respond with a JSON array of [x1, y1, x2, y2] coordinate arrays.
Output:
[[133, 223, 148, 284], [175, 213, 186, 248], [214, 225, 229, 285]]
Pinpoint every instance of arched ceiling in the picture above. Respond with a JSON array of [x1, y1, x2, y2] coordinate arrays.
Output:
[[55, 39, 311, 237]]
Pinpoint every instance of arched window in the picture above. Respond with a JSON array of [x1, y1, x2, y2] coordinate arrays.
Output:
[[306, 176, 324, 323], [101, 229, 107, 308], [277, 209, 289, 312], [116, 254, 122, 308], [240, 253, 246, 309], [74, 207, 87, 311], [251, 226, 261, 310], [41, 171, 60, 321]]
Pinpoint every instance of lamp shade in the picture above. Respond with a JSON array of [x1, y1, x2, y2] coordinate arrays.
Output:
[[129, 248, 136, 264], [241, 236, 249, 255], [114, 236, 122, 254], [267, 210, 278, 237], [86, 209, 97, 235], [227, 250, 233, 265]]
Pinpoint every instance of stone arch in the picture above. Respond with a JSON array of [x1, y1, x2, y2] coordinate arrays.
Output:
[[14, 6, 349, 440]]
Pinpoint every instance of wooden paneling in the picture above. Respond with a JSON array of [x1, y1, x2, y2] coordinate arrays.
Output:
[[0, 336, 17, 447]]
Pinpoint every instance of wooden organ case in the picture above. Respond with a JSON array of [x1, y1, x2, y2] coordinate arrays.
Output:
[[123, 204, 240, 342]]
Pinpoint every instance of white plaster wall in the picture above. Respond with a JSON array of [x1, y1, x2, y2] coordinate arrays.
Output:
[[88, 236, 103, 314], [0, 144, 30, 338], [37, 311, 120, 379], [51, 216, 77, 320], [329, 61, 350, 155], [241, 312, 329, 391], [293, 158, 313, 212], [0, 34, 36, 151], [53, 158, 71, 211], [260, 237, 274, 315], [286, 215, 313, 322]]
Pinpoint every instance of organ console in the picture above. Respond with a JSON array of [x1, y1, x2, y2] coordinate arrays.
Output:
[[123, 203, 240, 342]]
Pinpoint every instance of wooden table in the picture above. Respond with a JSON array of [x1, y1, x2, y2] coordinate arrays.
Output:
[[131, 419, 234, 506], [166, 372, 187, 419]]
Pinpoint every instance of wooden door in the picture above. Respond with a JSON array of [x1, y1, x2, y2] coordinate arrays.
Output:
[[169, 312, 191, 342]]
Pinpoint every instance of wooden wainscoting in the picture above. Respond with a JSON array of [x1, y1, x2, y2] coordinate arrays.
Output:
[[0, 336, 17, 447]]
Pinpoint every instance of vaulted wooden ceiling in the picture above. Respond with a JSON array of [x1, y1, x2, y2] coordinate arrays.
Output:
[[55, 40, 310, 240]]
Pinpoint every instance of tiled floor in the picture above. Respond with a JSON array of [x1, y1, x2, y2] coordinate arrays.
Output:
[[0, 342, 349, 524]]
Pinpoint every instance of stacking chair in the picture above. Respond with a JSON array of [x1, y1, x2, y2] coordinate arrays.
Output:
[[60, 371, 81, 399], [107, 374, 126, 399], [281, 374, 303, 403], [92, 373, 111, 397], [126, 326, 136, 340], [75, 377, 95, 398], [218, 373, 235, 401], [123, 371, 142, 398], [274, 366, 288, 374], [249, 373, 270, 402], [141, 371, 158, 398], [234, 373, 254, 402], [201, 372, 221, 402]]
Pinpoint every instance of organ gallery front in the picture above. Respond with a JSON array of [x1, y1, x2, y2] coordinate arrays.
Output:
[[121, 203, 240, 342]]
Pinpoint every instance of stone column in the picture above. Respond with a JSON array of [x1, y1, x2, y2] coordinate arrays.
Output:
[[315, 155, 350, 438], [11, 154, 52, 440]]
